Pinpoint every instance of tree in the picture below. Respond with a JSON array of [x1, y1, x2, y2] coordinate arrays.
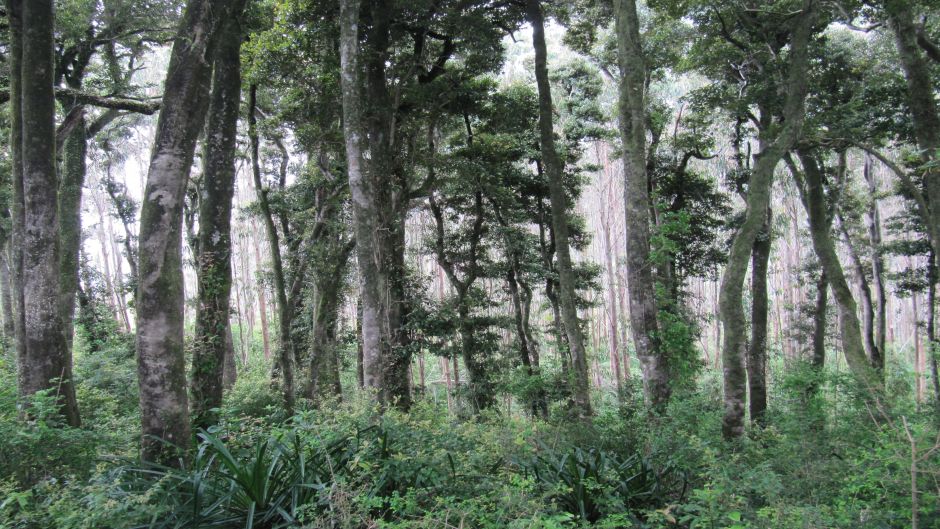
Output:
[[714, 0, 816, 439], [526, 0, 593, 419], [612, 0, 670, 408], [11, 0, 81, 426], [191, 0, 247, 429], [135, 0, 228, 464]]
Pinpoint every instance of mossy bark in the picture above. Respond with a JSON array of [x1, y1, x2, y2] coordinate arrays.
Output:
[[527, 0, 592, 419], [718, 0, 814, 440], [613, 0, 670, 409], [191, 0, 245, 430], [17, 0, 81, 427], [794, 152, 879, 391], [747, 209, 771, 425], [136, 0, 226, 464]]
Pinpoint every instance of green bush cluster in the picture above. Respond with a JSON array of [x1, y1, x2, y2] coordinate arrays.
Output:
[[2, 340, 938, 528]]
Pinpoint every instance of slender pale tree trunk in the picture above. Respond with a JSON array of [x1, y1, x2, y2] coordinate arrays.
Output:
[[252, 237, 271, 360], [748, 209, 771, 425], [0, 245, 15, 342], [248, 85, 294, 413], [527, 0, 592, 418], [863, 155, 888, 368], [191, 1, 245, 428], [718, 0, 814, 439], [136, 0, 225, 463]]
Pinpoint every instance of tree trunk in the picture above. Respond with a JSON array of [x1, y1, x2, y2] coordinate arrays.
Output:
[[795, 151, 879, 391], [248, 85, 294, 414], [191, 1, 245, 429], [717, 0, 814, 439], [58, 112, 85, 351], [252, 237, 271, 360], [864, 155, 887, 370], [135, 0, 225, 464], [613, 0, 671, 408], [0, 244, 15, 342], [14, 0, 81, 427], [812, 271, 829, 369], [838, 215, 881, 371], [747, 208, 771, 425], [527, 0, 592, 418], [886, 1, 940, 261], [927, 252, 939, 411], [339, 0, 411, 409], [507, 262, 548, 418], [306, 240, 353, 401]]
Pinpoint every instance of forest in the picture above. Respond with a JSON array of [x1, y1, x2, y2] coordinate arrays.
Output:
[[1, 0, 940, 527]]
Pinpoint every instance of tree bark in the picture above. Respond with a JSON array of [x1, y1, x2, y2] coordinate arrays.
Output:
[[718, 0, 814, 439], [864, 155, 887, 370], [0, 245, 14, 341], [812, 271, 829, 369], [794, 151, 879, 391], [339, 0, 412, 409], [247, 85, 295, 414], [191, 1, 245, 429], [747, 208, 771, 425], [58, 113, 85, 352], [613, 0, 671, 408], [885, 0, 940, 261], [527, 0, 592, 418], [14, 0, 81, 427], [135, 0, 225, 464], [838, 215, 881, 371]]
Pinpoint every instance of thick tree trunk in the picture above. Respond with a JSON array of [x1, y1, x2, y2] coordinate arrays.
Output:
[[886, 1, 940, 261], [613, 0, 671, 408], [527, 0, 592, 418], [191, 2, 245, 429], [747, 209, 771, 425], [795, 152, 879, 391], [135, 0, 225, 463], [719, 2, 815, 439], [15, 0, 81, 427], [8, 0, 27, 390], [339, 0, 411, 409], [248, 85, 295, 414]]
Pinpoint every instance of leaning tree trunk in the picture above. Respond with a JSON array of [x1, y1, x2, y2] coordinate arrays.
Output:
[[795, 151, 879, 391], [191, 1, 245, 429], [136, 0, 225, 464], [527, 0, 592, 418], [718, 0, 815, 440], [838, 215, 881, 371], [247, 85, 295, 414], [747, 209, 771, 425], [16, 0, 81, 427], [613, 0, 671, 408]]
